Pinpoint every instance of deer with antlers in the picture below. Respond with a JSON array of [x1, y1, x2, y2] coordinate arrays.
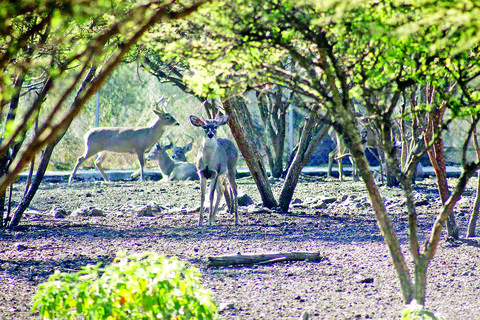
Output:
[[69, 98, 179, 183], [189, 114, 239, 226]]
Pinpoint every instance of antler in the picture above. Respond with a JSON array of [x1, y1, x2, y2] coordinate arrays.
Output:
[[153, 96, 166, 113]]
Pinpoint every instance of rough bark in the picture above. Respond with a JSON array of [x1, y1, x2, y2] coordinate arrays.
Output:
[[207, 251, 323, 267], [223, 97, 277, 208], [425, 163, 478, 262], [351, 123, 414, 304], [256, 89, 288, 178], [8, 66, 97, 228], [279, 110, 327, 211], [425, 108, 458, 240], [1, 73, 25, 228], [467, 127, 480, 237], [9, 143, 55, 227]]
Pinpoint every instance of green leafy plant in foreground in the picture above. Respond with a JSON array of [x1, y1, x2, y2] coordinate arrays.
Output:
[[31, 251, 217, 319], [401, 301, 445, 320]]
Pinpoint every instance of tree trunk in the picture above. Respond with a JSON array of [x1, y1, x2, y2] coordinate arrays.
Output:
[[9, 143, 55, 227], [223, 97, 278, 208], [351, 123, 414, 304], [425, 110, 458, 240], [467, 170, 480, 237], [8, 66, 97, 228], [279, 110, 327, 211], [413, 255, 428, 305], [467, 126, 480, 237], [1, 73, 25, 228], [256, 90, 288, 178]]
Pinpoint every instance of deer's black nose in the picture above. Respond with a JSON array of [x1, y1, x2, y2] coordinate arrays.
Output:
[[207, 132, 215, 139]]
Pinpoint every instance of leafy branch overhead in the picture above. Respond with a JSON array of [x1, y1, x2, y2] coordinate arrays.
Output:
[[0, 0, 208, 196]]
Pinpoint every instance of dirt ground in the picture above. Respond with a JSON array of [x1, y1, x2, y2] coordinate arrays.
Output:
[[0, 174, 479, 320]]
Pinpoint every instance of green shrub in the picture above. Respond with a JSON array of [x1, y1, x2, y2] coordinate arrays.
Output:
[[401, 301, 445, 320], [31, 251, 217, 320]]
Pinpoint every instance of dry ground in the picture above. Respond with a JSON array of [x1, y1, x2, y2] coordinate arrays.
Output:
[[0, 175, 479, 319]]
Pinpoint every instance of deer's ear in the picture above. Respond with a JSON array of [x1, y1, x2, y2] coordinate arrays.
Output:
[[190, 116, 204, 127]]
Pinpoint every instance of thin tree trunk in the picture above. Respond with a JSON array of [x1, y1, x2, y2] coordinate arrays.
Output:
[[223, 97, 277, 208], [353, 127, 414, 304], [8, 66, 97, 228], [467, 170, 480, 237], [279, 110, 327, 211], [1, 73, 25, 227], [257, 90, 287, 178], [413, 255, 428, 305], [424, 162, 478, 262], [9, 143, 55, 227], [425, 109, 458, 240], [467, 124, 480, 237]]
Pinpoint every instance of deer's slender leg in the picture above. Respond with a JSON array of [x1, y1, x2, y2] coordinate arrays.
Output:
[[69, 156, 87, 183], [223, 179, 232, 214], [199, 175, 206, 226], [69, 148, 97, 183], [94, 152, 109, 182], [208, 174, 219, 226], [227, 171, 239, 225], [327, 149, 336, 178], [337, 157, 343, 181], [135, 151, 145, 181], [210, 175, 224, 226]]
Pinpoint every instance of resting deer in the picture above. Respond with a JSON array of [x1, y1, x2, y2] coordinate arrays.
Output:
[[171, 136, 194, 162], [190, 114, 239, 226], [145, 140, 199, 181], [69, 101, 179, 183]]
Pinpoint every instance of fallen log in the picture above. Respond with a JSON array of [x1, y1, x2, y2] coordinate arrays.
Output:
[[207, 251, 324, 267]]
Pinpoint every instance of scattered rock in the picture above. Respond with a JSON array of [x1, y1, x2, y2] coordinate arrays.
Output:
[[16, 243, 28, 251], [238, 193, 254, 206], [291, 198, 303, 204], [415, 197, 430, 206], [72, 206, 105, 217], [136, 205, 154, 217], [218, 302, 236, 312], [358, 277, 374, 284], [49, 205, 68, 219]]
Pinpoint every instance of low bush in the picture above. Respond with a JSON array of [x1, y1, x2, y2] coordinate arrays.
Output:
[[31, 251, 217, 319], [401, 301, 445, 320]]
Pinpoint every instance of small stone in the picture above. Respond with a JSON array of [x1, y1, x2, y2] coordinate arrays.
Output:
[[136, 205, 154, 217], [72, 206, 105, 217], [49, 206, 68, 219]]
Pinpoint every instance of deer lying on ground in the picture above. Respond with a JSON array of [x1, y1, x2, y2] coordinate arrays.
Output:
[[69, 101, 179, 183], [145, 140, 199, 181], [171, 136, 194, 162], [190, 114, 239, 226]]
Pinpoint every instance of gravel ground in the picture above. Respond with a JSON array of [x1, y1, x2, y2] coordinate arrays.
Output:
[[0, 175, 479, 319]]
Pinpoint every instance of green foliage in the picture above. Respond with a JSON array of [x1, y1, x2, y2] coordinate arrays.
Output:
[[401, 301, 445, 320], [31, 251, 217, 320]]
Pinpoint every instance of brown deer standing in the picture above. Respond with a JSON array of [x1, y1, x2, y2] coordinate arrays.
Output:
[[69, 100, 179, 182]]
